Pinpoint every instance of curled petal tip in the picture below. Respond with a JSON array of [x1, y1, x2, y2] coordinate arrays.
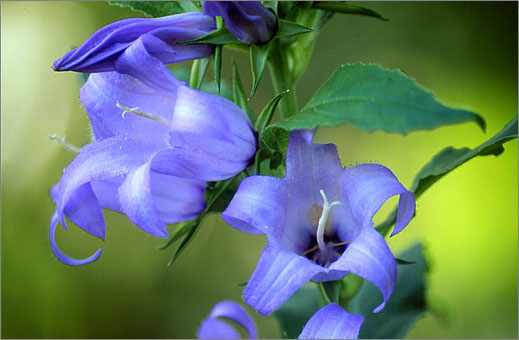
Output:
[[372, 301, 386, 313], [50, 211, 102, 266]]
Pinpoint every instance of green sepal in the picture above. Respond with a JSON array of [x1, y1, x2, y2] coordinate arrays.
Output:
[[254, 89, 290, 133], [165, 174, 241, 266], [275, 19, 313, 38], [318, 281, 340, 305], [170, 66, 233, 101], [214, 45, 223, 95], [377, 114, 518, 235], [274, 63, 486, 135], [155, 221, 192, 250], [249, 42, 273, 99], [338, 273, 364, 307], [109, 1, 200, 17], [189, 57, 210, 90], [396, 258, 417, 265], [255, 126, 289, 175], [348, 243, 429, 339], [179, 26, 244, 45], [311, 1, 388, 21], [232, 60, 255, 123], [273, 286, 321, 339]]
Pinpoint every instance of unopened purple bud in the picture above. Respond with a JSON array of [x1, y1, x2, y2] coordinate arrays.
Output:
[[52, 12, 216, 74], [203, 1, 278, 44]]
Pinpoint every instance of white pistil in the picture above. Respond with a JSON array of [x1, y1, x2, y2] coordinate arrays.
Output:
[[116, 101, 170, 126], [316, 190, 341, 256], [48, 134, 81, 153]]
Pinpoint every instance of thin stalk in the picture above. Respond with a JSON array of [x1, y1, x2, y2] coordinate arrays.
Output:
[[267, 40, 298, 119]]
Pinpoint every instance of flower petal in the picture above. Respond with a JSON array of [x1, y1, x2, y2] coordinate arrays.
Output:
[[330, 227, 397, 313], [115, 34, 183, 91], [118, 157, 206, 238], [285, 130, 344, 208], [208, 301, 257, 339], [222, 176, 286, 236], [61, 182, 106, 239], [343, 163, 415, 235], [198, 318, 240, 339], [150, 171, 206, 224], [298, 303, 363, 339], [49, 211, 102, 266], [81, 71, 174, 143], [244, 245, 322, 315], [118, 159, 168, 238], [90, 176, 125, 213], [55, 137, 160, 225]]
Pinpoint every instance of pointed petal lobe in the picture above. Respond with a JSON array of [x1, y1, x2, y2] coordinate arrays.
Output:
[[244, 245, 322, 315], [343, 163, 415, 235], [222, 176, 286, 236], [298, 303, 363, 339], [330, 227, 397, 313], [198, 318, 240, 339], [209, 301, 257, 339]]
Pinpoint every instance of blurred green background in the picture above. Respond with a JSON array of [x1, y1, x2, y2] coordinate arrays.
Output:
[[2, 1, 517, 338]]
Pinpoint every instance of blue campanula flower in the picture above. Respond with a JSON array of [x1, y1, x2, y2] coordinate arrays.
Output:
[[222, 131, 415, 315], [203, 1, 278, 44], [50, 68, 257, 266], [198, 301, 363, 339], [53, 12, 215, 85]]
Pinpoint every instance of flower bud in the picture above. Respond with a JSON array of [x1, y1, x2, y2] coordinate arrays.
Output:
[[203, 1, 278, 44], [52, 12, 216, 74]]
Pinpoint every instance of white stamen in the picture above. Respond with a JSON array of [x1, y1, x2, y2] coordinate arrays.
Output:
[[116, 101, 170, 126], [316, 190, 341, 256]]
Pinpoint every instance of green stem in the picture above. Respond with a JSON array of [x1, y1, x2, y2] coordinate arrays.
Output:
[[268, 41, 298, 119]]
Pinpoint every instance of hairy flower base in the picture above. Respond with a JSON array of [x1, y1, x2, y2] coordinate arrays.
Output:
[[223, 130, 415, 315]]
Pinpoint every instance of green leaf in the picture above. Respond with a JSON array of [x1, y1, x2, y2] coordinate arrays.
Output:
[[254, 90, 290, 133], [274, 63, 486, 134], [273, 286, 321, 339], [179, 26, 243, 45], [275, 19, 313, 38], [348, 243, 428, 339], [410, 114, 517, 198], [249, 42, 272, 99], [232, 60, 255, 123], [109, 1, 200, 17], [312, 1, 388, 21], [189, 57, 210, 90], [377, 114, 518, 234]]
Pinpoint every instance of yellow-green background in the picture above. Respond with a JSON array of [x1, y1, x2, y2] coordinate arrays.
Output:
[[2, 2, 517, 338]]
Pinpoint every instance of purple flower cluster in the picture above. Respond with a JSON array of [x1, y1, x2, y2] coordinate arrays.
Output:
[[50, 2, 415, 338], [50, 6, 258, 265]]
